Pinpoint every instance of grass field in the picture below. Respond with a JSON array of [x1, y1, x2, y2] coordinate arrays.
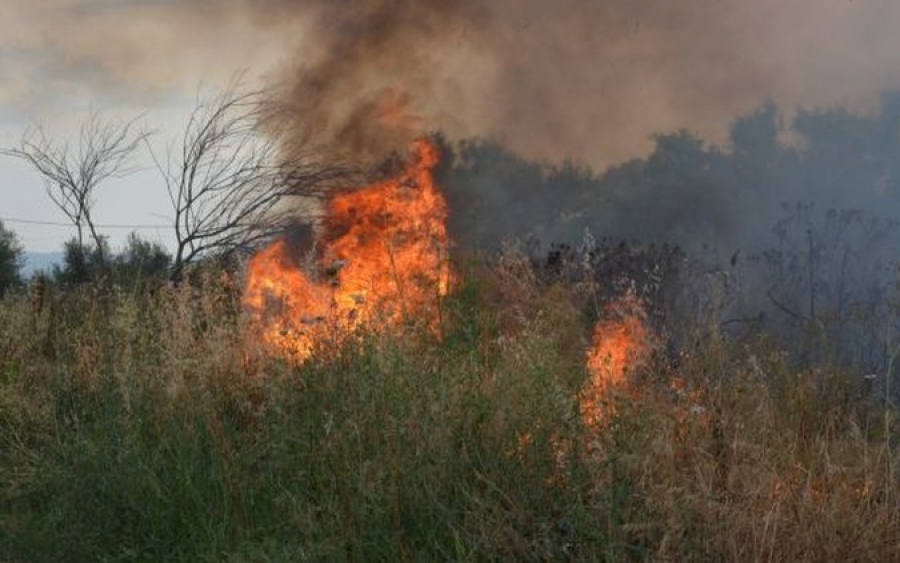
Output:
[[2, 262, 899, 562]]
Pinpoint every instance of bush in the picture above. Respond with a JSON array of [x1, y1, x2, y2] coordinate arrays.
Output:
[[0, 220, 23, 297]]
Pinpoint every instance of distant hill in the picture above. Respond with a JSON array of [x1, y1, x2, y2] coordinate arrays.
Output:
[[22, 252, 63, 277]]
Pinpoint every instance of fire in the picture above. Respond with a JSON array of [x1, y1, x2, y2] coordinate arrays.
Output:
[[581, 296, 650, 429], [243, 138, 453, 361]]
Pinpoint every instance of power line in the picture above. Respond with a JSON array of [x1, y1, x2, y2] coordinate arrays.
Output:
[[0, 216, 170, 229]]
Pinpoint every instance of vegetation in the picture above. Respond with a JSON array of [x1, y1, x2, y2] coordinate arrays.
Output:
[[3, 84, 348, 286], [0, 220, 23, 297], [5, 92, 900, 560], [150, 84, 348, 283], [2, 250, 900, 562], [47, 233, 172, 291], [438, 93, 900, 256], [1, 111, 148, 258]]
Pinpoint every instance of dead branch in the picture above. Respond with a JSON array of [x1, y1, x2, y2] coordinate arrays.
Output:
[[2, 110, 150, 256], [150, 83, 352, 282]]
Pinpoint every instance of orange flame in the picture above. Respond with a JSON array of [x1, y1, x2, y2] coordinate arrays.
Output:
[[581, 297, 650, 429], [243, 138, 453, 361]]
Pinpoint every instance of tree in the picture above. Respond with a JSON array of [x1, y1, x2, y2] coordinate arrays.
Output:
[[730, 101, 779, 158], [2, 111, 149, 261], [112, 232, 171, 286], [52, 238, 109, 287], [50, 234, 171, 289], [151, 84, 348, 282], [0, 220, 23, 297]]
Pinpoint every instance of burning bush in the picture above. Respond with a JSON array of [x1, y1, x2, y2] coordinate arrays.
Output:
[[242, 138, 453, 362]]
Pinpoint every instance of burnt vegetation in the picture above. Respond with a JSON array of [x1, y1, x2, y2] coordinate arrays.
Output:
[[6, 95, 900, 560]]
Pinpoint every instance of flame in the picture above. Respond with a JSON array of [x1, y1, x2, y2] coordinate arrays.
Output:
[[243, 138, 453, 361], [580, 297, 650, 429]]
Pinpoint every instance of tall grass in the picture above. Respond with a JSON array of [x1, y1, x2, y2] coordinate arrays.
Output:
[[2, 263, 900, 561]]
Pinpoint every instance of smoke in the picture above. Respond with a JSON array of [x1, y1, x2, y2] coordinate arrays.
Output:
[[268, 0, 900, 168], [266, 0, 489, 163], [7, 1, 900, 168], [0, 0, 306, 113]]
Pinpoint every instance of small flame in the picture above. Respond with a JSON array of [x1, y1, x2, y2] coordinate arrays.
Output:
[[243, 138, 453, 361], [581, 296, 650, 429]]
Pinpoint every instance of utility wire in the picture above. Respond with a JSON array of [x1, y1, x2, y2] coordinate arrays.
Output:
[[0, 216, 170, 229]]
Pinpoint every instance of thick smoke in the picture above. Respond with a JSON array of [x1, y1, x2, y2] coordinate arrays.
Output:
[[270, 0, 900, 167], [8, 1, 900, 168], [267, 0, 489, 163]]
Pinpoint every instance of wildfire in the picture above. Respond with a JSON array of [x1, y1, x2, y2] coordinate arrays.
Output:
[[242, 138, 453, 361], [242, 131, 654, 432], [581, 297, 651, 429]]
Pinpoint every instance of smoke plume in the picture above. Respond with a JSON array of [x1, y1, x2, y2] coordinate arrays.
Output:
[[270, 0, 900, 167], [7, 1, 900, 169]]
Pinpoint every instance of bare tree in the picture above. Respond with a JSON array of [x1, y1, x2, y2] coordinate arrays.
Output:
[[2, 111, 148, 256], [151, 85, 347, 281]]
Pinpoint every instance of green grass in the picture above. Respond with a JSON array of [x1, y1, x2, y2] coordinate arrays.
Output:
[[2, 267, 900, 561]]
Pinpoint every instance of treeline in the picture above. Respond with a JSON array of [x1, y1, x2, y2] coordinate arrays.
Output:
[[438, 92, 900, 257], [0, 221, 178, 292]]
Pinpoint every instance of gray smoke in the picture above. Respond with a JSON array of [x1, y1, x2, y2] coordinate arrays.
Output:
[[270, 0, 900, 167], [8, 1, 900, 169]]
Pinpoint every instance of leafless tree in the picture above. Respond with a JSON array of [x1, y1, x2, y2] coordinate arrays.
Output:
[[150, 85, 348, 282], [2, 111, 148, 256]]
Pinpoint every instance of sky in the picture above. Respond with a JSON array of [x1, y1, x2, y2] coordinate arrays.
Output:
[[0, 0, 295, 253], [4, 0, 900, 253], [0, 81, 189, 254], [0, 104, 192, 254]]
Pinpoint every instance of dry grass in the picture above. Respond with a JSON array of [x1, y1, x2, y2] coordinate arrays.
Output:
[[1, 258, 900, 561]]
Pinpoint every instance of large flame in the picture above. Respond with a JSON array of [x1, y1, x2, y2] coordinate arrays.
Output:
[[243, 138, 453, 361]]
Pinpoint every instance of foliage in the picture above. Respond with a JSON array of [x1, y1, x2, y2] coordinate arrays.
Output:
[[7, 91, 900, 560], [0, 220, 23, 297], [51, 233, 172, 289], [111, 232, 172, 288], [439, 96, 900, 405], [51, 238, 110, 287], [438, 92, 900, 258], [746, 204, 900, 370]]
